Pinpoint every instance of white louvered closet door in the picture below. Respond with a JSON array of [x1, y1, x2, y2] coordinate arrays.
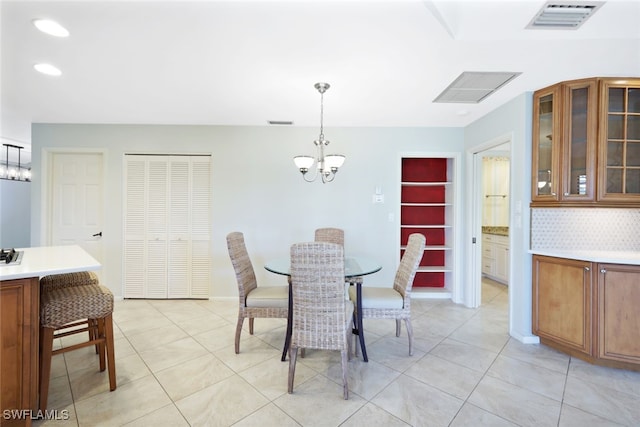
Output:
[[124, 155, 210, 298], [190, 156, 212, 298], [123, 157, 146, 298]]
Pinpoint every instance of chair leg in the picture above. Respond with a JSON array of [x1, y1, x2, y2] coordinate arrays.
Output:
[[352, 310, 359, 357], [405, 318, 414, 356], [341, 349, 349, 400], [396, 319, 401, 337], [97, 318, 106, 371], [90, 319, 99, 354], [104, 313, 117, 391], [235, 317, 244, 354], [39, 327, 55, 411], [287, 347, 299, 394], [249, 317, 254, 335]]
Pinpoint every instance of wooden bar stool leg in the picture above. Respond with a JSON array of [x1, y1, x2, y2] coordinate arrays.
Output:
[[39, 327, 55, 411], [97, 318, 106, 371], [104, 313, 117, 391], [91, 319, 100, 354]]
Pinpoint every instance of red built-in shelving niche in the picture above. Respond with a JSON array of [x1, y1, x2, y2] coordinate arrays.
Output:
[[401, 157, 451, 289]]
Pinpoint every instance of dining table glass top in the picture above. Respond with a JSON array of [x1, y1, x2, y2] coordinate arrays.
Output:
[[264, 256, 381, 278]]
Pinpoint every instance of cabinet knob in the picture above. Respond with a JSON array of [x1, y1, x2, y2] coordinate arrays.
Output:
[[551, 192, 557, 196], [600, 268, 607, 274], [584, 267, 590, 271], [564, 192, 569, 196]]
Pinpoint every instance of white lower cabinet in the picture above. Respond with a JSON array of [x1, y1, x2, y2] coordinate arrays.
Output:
[[124, 155, 211, 298], [482, 234, 509, 284]]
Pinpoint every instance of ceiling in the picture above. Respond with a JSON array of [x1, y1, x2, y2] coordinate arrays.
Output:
[[2, 0, 639, 164]]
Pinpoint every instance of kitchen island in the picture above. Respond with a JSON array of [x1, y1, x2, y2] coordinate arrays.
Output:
[[0, 245, 100, 426]]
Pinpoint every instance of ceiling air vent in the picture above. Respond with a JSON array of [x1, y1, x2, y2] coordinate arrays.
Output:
[[526, 1, 604, 30], [433, 71, 521, 104]]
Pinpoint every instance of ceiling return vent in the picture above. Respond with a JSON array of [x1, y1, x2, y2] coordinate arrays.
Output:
[[433, 71, 521, 104], [526, 1, 605, 29]]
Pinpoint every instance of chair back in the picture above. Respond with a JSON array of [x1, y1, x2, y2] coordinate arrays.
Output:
[[290, 242, 347, 351], [226, 232, 258, 305], [393, 233, 426, 302], [314, 227, 344, 246]]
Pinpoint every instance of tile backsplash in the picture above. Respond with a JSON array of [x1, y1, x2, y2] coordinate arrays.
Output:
[[531, 208, 640, 251]]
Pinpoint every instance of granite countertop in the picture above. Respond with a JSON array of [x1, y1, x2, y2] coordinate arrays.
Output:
[[482, 226, 509, 236], [529, 249, 640, 266]]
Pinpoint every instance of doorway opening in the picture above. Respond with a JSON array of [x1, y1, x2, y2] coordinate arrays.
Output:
[[471, 137, 512, 314]]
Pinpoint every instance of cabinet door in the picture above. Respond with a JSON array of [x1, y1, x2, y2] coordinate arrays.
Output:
[[532, 255, 593, 356], [597, 264, 640, 363], [561, 79, 597, 201], [495, 244, 509, 283], [1, 278, 38, 421], [532, 84, 562, 202], [598, 78, 640, 202]]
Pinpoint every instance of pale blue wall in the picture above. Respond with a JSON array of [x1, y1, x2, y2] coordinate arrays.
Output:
[[0, 179, 31, 248], [464, 92, 536, 342], [30, 124, 464, 299]]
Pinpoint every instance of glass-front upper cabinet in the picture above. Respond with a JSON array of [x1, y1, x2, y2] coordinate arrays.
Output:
[[561, 79, 597, 201], [598, 78, 640, 203], [532, 84, 561, 202]]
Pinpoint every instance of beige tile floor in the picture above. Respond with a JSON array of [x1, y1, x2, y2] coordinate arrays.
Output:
[[35, 279, 640, 426]]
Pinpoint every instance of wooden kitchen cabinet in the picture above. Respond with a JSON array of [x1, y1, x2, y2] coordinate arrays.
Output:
[[532, 78, 598, 205], [532, 77, 640, 207], [532, 255, 593, 357], [597, 79, 640, 203], [597, 263, 640, 364], [1, 277, 38, 427], [533, 255, 640, 370], [482, 234, 509, 284]]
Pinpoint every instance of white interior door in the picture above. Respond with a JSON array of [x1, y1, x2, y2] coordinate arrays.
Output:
[[51, 152, 104, 278]]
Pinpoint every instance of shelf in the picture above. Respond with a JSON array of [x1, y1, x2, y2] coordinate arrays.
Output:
[[417, 266, 452, 273], [412, 287, 452, 299], [400, 225, 451, 229], [401, 181, 451, 186], [401, 245, 451, 251], [401, 203, 451, 207]]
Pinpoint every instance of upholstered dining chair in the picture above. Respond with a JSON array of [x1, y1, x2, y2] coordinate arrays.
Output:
[[226, 232, 289, 354], [288, 242, 353, 400], [348, 233, 425, 356]]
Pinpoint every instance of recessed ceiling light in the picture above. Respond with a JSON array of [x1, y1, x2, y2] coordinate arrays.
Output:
[[32, 19, 69, 37], [34, 63, 62, 76]]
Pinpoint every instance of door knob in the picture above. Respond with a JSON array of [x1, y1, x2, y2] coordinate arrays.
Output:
[[92, 231, 102, 237]]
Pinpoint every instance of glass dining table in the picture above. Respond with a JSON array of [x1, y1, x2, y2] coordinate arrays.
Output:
[[264, 256, 381, 362]]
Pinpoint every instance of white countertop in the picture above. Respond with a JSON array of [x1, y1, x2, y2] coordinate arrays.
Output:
[[529, 249, 640, 265], [0, 245, 101, 281]]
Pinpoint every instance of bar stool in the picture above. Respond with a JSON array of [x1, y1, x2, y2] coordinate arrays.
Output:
[[39, 282, 116, 411], [40, 271, 101, 351]]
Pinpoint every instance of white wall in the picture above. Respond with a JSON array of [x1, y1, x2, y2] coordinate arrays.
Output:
[[0, 179, 31, 248], [30, 124, 464, 299], [464, 92, 537, 343]]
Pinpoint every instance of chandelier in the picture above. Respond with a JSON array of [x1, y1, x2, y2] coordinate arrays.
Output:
[[293, 82, 345, 183], [1, 144, 31, 182]]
